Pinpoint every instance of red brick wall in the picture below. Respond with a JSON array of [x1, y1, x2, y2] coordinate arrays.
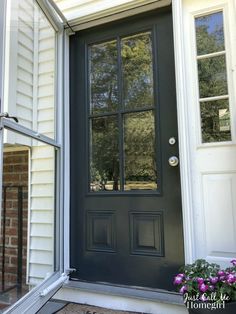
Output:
[[0, 150, 29, 291]]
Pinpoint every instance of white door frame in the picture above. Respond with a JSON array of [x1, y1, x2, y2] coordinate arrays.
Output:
[[172, 0, 196, 263]]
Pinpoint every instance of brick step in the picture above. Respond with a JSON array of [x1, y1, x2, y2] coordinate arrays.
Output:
[[0, 301, 10, 310]]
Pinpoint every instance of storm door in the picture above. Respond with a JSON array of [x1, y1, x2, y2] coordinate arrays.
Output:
[[0, 0, 67, 313], [70, 6, 184, 290]]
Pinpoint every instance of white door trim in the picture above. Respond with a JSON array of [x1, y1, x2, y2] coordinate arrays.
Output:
[[172, 0, 196, 264]]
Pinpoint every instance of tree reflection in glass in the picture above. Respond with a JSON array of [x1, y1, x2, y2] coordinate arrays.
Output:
[[198, 55, 228, 98], [90, 116, 120, 191], [124, 111, 157, 190], [89, 32, 158, 192], [200, 100, 231, 143], [195, 11, 232, 143], [90, 40, 118, 114], [195, 12, 225, 55], [121, 32, 154, 109]]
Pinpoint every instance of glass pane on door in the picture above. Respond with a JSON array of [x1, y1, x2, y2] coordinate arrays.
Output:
[[124, 110, 157, 190], [3, 0, 56, 139], [88, 31, 159, 192], [0, 129, 56, 311], [121, 32, 154, 109]]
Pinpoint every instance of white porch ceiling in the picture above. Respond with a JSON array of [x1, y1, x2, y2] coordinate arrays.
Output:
[[51, 0, 170, 28]]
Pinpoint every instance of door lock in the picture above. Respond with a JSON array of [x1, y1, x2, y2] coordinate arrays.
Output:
[[168, 156, 179, 167], [169, 137, 176, 145]]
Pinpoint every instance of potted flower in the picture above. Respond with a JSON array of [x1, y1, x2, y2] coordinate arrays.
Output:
[[173, 259, 236, 313]]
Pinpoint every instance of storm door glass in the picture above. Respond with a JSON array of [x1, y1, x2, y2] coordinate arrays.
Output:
[[0, 130, 57, 312], [89, 31, 158, 192]]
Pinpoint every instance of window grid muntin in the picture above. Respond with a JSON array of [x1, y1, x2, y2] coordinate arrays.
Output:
[[194, 10, 232, 143], [88, 30, 159, 192]]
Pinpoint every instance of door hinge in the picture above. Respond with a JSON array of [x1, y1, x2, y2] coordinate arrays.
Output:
[[40, 269, 76, 297], [40, 273, 68, 297], [65, 268, 76, 275]]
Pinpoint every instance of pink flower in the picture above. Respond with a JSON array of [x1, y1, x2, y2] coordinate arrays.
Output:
[[178, 273, 185, 277], [179, 285, 187, 294], [226, 274, 236, 284], [199, 283, 208, 293], [218, 270, 225, 276], [231, 259, 236, 266], [210, 277, 218, 284], [174, 275, 183, 285], [197, 277, 204, 284]]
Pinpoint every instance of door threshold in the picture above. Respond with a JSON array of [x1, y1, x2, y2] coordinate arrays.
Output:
[[64, 280, 184, 306]]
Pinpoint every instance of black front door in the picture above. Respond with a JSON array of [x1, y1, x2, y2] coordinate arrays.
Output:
[[70, 6, 184, 290]]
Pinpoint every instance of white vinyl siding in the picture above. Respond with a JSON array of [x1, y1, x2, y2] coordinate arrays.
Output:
[[29, 6, 56, 284], [37, 11, 55, 139], [16, 1, 34, 129]]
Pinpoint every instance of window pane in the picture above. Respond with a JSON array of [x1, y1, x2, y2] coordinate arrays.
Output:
[[121, 32, 154, 109], [124, 111, 157, 190], [198, 55, 228, 98], [0, 130, 56, 310], [89, 40, 118, 114], [90, 116, 120, 191], [5, 0, 56, 138], [201, 100, 231, 143], [195, 12, 224, 55]]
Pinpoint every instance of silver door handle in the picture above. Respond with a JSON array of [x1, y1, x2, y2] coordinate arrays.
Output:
[[168, 156, 179, 167]]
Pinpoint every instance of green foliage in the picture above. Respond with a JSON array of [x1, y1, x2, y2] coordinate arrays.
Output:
[[174, 259, 236, 303]]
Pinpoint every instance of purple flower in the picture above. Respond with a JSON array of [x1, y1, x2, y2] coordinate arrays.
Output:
[[199, 294, 208, 302], [219, 275, 225, 281], [179, 285, 187, 294], [174, 275, 184, 285], [199, 283, 208, 293], [226, 274, 236, 284], [218, 270, 225, 276], [231, 259, 236, 266], [178, 273, 185, 277], [210, 277, 218, 284], [197, 277, 204, 284]]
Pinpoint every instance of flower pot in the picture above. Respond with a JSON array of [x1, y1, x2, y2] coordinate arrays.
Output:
[[187, 301, 236, 314]]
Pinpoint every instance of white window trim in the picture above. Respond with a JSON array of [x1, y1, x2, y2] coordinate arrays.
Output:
[[189, 3, 236, 148]]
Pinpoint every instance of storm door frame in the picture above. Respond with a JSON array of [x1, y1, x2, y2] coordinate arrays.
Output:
[[0, 0, 70, 313]]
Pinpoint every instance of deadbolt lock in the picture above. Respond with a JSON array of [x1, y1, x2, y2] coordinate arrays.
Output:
[[169, 137, 176, 145]]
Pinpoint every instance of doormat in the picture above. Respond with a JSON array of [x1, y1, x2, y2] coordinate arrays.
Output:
[[56, 303, 140, 314]]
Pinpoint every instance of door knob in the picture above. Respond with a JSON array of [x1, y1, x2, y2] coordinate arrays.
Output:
[[168, 156, 179, 167]]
